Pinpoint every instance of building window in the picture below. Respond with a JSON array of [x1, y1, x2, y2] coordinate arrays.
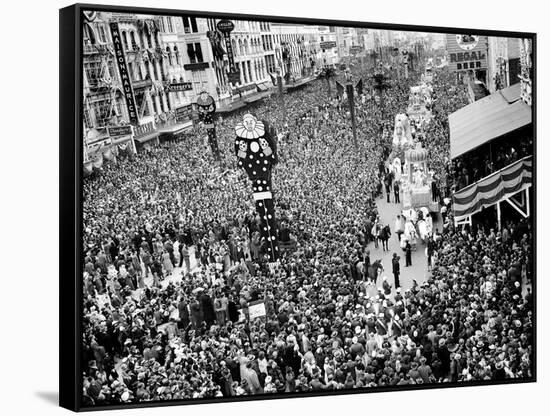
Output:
[[90, 100, 110, 126], [135, 91, 151, 117], [182, 16, 199, 33], [144, 60, 152, 80], [122, 31, 129, 50], [187, 43, 203, 63], [130, 31, 138, 50], [174, 46, 181, 65], [191, 70, 209, 95], [167, 17, 174, 33], [84, 60, 102, 87], [151, 59, 159, 80], [159, 58, 166, 80], [97, 25, 107, 43], [190, 17, 198, 33], [167, 47, 173, 65]]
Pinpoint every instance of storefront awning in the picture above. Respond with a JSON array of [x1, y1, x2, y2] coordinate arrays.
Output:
[[500, 82, 521, 103], [245, 90, 272, 104], [158, 120, 193, 134], [134, 131, 159, 143], [449, 83, 532, 159]]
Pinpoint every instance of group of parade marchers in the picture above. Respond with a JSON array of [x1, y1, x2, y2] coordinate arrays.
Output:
[[234, 113, 280, 263]]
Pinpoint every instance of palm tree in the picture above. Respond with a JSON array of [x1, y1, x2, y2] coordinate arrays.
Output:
[[372, 71, 389, 105], [318, 66, 336, 97]]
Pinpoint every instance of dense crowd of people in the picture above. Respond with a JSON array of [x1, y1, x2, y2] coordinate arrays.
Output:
[[416, 71, 469, 198], [81, 61, 533, 406], [451, 136, 533, 189]]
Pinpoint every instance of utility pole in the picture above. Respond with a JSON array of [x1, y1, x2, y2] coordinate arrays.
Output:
[[276, 68, 286, 120], [345, 69, 358, 149]]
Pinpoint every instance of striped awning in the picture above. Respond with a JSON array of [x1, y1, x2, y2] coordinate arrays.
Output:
[[449, 83, 532, 159], [453, 156, 532, 219]]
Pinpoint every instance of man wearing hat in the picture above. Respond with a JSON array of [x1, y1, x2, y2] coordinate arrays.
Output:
[[375, 313, 388, 348], [391, 314, 403, 338], [392, 253, 401, 289], [382, 276, 392, 296]]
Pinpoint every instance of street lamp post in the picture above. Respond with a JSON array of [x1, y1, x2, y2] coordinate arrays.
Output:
[[196, 91, 220, 160], [373, 71, 389, 108], [276, 68, 286, 120], [320, 66, 335, 98], [344, 70, 358, 149]]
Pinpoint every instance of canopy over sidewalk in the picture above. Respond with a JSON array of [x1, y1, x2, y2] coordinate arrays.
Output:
[[449, 83, 532, 159]]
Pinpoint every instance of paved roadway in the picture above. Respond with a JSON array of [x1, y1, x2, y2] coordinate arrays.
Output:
[[364, 188, 432, 298]]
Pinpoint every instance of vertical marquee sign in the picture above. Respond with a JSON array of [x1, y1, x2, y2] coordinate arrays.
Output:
[[217, 19, 241, 84], [110, 22, 139, 125]]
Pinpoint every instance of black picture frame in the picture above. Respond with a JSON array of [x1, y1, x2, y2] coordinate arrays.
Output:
[[60, 3, 536, 412]]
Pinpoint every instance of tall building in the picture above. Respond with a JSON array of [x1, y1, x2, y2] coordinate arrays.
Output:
[[271, 23, 320, 81], [317, 26, 338, 66], [82, 12, 203, 156], [486, 37, 521, 93]]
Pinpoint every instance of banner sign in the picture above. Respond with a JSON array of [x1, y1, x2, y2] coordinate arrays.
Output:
[[183, 62, 210, 71], [320, 41, 337, 49], [165, 82, 193, 92], [109, 22, 139, 125], [248, 301, 267, 320], [107, 125, 133, 137], [87, 137, 113, 155], [446, 34, 488, 72]]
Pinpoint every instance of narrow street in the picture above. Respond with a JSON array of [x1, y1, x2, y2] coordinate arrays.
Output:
[[366, 187, 432, 297]]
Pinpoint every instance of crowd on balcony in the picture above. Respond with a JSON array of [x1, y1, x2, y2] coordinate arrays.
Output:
[[80, 64, 533, 405], [451, 137, 533, 191]]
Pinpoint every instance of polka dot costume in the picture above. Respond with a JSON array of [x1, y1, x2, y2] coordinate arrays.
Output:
[[235, 113, 280, 261]]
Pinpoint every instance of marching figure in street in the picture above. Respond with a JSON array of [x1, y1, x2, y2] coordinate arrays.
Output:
[[392, 253, 401, 288], [235, 113, 280, 262]]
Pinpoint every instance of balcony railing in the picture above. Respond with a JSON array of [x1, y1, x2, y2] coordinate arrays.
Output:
[[134, 121, 156, 138], [83, 42, 110, 55]]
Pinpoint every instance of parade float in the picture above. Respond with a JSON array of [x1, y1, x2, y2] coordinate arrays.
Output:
[[387, 112, 437, 247], [423, 59, 434, 83], [407, 84, 433, 123], [401, 144, 438, 213]]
